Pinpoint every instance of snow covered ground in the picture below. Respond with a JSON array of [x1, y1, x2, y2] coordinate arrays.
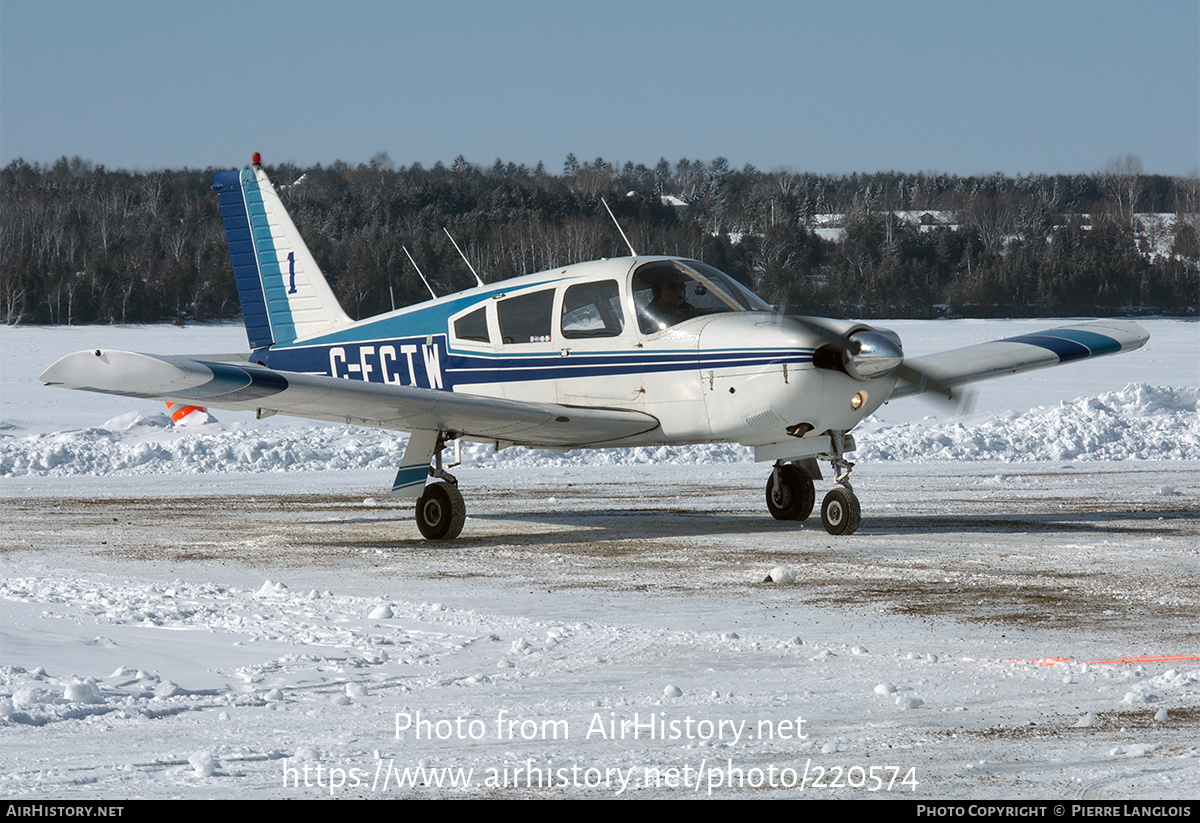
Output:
[[1, 319, 1198, 799]]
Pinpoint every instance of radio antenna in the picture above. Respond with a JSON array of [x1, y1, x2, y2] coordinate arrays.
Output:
[[602, 197, 637, 256], [402, 245, 439, 300], [443, 228, 485, 288]]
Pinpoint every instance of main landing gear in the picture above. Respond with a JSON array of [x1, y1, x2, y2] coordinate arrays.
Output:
[[416, 438, 466, 540], [766, 433, 861, 536], [393, 432, 467, 540], [416, 478, 466, 540]]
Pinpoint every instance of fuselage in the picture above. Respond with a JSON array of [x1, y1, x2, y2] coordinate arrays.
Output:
[[252, 256, 897, 449]]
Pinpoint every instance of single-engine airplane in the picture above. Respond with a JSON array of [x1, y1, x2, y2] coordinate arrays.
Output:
[[41, 156, 1150, 538]]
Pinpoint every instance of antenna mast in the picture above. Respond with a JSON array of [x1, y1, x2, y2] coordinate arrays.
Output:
[[601, 197, 637, 256], [402, 246, 439, 300], [443, 228, 485, 288]]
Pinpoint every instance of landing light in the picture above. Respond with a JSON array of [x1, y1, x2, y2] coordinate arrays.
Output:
[[850, 391, 867, 410]]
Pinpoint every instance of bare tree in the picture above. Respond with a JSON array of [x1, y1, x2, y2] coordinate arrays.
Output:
[[1099, 154, 1145, 228]]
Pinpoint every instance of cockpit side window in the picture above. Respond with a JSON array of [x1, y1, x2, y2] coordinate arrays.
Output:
[[633, 260, 772, 334], [497, 289, 555, 344], [633, 263, 690, 334], [561, 280, 625, 339], [453, 307, 490, 343]]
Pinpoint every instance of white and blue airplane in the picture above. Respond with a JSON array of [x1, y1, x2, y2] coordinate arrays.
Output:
[[41, 156, 1150, 539]]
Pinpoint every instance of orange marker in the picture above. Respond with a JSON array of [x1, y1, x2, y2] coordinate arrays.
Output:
[[165, 401, 206, 424], [1029, 654, 1200, 666]]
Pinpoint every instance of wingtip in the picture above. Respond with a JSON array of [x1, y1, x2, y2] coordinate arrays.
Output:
[[1092, 319, 1151, 351]]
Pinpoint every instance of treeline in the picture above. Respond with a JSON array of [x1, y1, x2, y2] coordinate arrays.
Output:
[[2, 153, 1196, 325]]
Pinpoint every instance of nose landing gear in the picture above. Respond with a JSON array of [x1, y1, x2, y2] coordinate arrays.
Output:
[[765, 431, 861, 535], [820, 432, 861, 535]]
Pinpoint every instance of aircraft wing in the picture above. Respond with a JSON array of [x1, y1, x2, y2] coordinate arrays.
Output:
[[40, 350, 661, 448], [887, 320, 1149, 400]]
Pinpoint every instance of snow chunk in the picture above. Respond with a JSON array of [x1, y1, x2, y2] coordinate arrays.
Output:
[[103, 412, 172, 432], [764, 567, 796, 584], [154, 680, 182, 699], [1109, 744, 1160, 757], [188, 750, 216, 777], [64, 680, 103, 704]]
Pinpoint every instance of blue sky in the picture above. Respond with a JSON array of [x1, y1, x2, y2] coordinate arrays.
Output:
[[2, 0, 1196, 175]]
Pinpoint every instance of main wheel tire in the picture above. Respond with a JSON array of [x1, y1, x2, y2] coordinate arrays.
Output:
[[820, 486, 861, 535], [765, 464, 816, 521], [416, 482, 466, 540]]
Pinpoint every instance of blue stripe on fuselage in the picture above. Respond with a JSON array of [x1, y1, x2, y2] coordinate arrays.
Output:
[[257, 337, 812, 390]]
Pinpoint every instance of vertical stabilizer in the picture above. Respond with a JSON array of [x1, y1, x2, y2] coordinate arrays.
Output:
[[212, 163, 352, 350]]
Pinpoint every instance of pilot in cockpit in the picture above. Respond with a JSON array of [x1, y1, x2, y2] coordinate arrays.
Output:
[[640, 273, 697, 332]]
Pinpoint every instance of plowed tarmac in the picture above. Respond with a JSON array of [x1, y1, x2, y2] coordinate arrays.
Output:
[[7, 461, 1197, 641]]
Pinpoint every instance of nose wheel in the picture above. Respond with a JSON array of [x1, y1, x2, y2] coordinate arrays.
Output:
[[820, 486, 861, 535]]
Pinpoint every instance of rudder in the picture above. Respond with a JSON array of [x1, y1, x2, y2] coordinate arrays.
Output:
[[212, 159, 351, 351]]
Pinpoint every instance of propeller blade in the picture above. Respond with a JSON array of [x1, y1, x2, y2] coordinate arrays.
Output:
[[789, 315, 858, 351], [893, 363, 977, 414]]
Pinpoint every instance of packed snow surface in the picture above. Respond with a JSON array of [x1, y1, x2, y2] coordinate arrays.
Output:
[[2, 319, 1198, 799]]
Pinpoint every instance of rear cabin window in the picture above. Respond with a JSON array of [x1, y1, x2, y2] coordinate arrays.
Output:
[[497, 289, 555, 344], [453, 307, 490, 343], [561, 280, 625, 339]]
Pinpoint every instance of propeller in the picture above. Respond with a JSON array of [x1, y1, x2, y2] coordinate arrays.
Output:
[[787, 314, 975, 413]]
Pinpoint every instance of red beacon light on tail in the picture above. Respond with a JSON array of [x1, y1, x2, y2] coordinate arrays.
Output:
[[252, 152, 262, 166]]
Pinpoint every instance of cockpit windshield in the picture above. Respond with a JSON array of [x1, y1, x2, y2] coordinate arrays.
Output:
[[632, 260, 773, 334]]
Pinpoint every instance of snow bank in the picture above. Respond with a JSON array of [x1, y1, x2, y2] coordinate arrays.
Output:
[[2, 383, 1195, 478], [859, 383, 1199, 463]]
